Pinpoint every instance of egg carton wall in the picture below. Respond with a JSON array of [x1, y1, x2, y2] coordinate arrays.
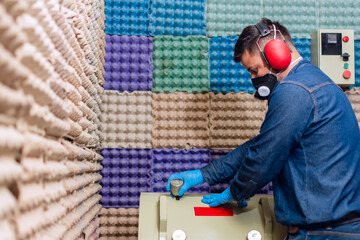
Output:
[[148, 0, 206, 36], [152, 36, 209, 93], [103, 35, 153, 92], [0, 0, 106, 239], [100, 90, 153, 149], [100, 149, 152, 208], [98, 208, 138, 240], [152, 92, 211, 148], [104, 0, 149, 36], [206, 0, 360, 39]]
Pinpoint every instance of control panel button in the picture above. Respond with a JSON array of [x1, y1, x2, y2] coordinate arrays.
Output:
[[343, 36, 349, 42], [343, 63, 349, 69], [343, 70, 351, 79]]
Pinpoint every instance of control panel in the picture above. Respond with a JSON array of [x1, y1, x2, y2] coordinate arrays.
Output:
[[311, 29, 355, 86]]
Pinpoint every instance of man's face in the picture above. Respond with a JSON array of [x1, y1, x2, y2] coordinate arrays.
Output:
[[241, 49, 270, 79]]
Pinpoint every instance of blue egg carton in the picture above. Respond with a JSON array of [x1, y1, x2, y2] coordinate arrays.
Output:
[[293, 38, 311, 61], [148, 0, 206, 36], [354, 41, 360, 87], [104, 0, 150, 36], [103, 35, 153, 92], [100, 148, 152, 207], [151, 148, 210, 193], [209, 36, 254, 93]]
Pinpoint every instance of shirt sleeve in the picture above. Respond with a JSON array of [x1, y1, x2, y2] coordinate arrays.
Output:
[[202, 83, 314, 200]]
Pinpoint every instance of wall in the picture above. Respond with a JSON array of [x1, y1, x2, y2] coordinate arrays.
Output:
[[0, 0, 106, 239]]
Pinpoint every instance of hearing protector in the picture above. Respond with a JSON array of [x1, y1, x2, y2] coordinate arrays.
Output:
[[255, 22, 292, 70]]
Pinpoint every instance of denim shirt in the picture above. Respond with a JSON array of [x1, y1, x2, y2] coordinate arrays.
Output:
[[201, 60, 360, 225]]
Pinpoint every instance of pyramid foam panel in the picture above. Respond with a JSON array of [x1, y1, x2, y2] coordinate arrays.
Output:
[[152, 92, 210, 148], [100, 149, 151, 207], [149, 0, 206, 36], [103, 35, 153, 92], [104, 0, 149, 36], [151, 148, 210, 193], [355, 41, 360, 87], [209, 36, 253, 93], [210, 92, 267, 149], [152, 36, 209, 93], [206, 0, 262, 37], [101, 90, 153, 148]]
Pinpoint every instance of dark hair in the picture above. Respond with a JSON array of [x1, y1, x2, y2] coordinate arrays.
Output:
[[234, 18, 293, 63]]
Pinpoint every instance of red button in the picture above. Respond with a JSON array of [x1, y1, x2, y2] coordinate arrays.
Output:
[[343, 36, 349, 42], [343, 70, 351, 79]]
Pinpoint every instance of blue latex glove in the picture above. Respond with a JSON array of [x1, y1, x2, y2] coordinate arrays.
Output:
[[201, 187, 248, 208], [166, 169, 205, 197]]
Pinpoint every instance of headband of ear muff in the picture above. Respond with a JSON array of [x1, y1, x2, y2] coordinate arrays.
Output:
[[255, 22, 292, 70]]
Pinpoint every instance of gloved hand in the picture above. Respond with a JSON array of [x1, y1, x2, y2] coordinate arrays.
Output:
[[166, 169, 205, 197], [201, 187, 248, 208], [201, 187, 234, 207]]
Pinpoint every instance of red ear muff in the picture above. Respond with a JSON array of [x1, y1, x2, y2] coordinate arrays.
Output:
[[264, 39, 291, 70]]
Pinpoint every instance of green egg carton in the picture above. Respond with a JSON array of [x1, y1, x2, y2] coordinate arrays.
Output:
[[152, 36, 210, 93]]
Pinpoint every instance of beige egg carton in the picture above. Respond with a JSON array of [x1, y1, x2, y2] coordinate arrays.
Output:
[[152, 92, 211, 148]]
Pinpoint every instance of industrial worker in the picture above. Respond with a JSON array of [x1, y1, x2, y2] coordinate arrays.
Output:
[[167, 18, 360, 239]]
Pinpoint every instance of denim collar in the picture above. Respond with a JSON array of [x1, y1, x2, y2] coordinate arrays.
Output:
[[287, 59, 310, 77]]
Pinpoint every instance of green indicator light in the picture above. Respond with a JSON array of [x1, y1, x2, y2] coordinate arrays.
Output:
[[344, 63, 349, 69]]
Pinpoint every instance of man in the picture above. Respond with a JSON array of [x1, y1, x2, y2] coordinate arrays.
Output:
[[167, 18, 360, 239]]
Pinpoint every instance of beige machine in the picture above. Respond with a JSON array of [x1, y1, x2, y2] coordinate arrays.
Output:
[[138, 193, 287, 240], [311, 29, 355, 86]]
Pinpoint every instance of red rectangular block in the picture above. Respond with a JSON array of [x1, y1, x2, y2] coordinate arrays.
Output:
[[194, 207, 233, 216]]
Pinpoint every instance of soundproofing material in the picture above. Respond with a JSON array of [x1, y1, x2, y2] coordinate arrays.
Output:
[[152, 92, 211, 148], [210, 92, 267, 149], [209, 36, 253, 93], [0, 0, 106, 239], [355, 41, 360, 87], [152, 36, 209, 93], [206, 0, 360, 39], [103, 35, 153, 92], [100, 90, 153, 149], [100, 149, 151, 207], [104, 0, 149, 36], [98, 208, 138, 240], [148, 0, 206, 36], [346, 87, 360, 126], [151, 148, 210, 193]]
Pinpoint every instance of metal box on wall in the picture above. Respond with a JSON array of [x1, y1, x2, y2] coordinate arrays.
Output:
[[311, 29, 355, 86]]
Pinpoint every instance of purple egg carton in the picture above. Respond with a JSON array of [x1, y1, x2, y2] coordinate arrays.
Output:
[[150, 148, 210, 193], [100, 148, 152, 207], [103, 35, 153, 92], [209, 149, 273, 195]]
